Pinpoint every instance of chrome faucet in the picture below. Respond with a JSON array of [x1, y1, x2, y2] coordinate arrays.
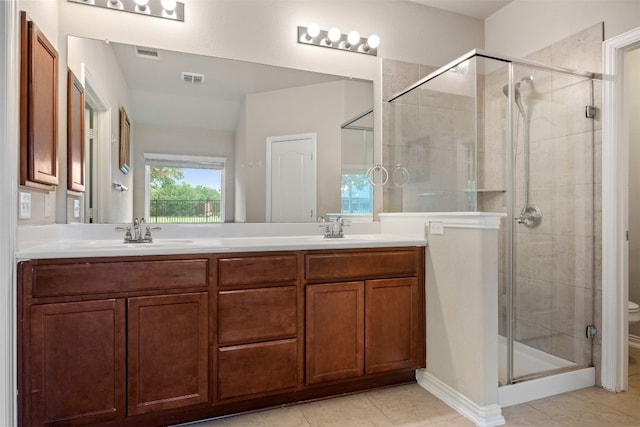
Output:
[[320, 216, 347, 238], [115, 217, 160, 243]]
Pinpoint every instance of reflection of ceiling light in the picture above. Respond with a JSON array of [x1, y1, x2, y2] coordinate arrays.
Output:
[[66, 0, 184, 22], [297, 24, 379, 56]]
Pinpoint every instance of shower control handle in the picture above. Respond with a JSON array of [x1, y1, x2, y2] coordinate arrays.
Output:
[[515, 204, 543, 228]]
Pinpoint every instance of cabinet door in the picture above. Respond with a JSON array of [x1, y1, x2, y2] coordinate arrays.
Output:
[[29, 300, 126, 426], [305, 282, 364, 384], [128, 292, 209, 415], [67, 69, 84, 192], [365, 277, 420, 374], [20, 13, 58, 188]]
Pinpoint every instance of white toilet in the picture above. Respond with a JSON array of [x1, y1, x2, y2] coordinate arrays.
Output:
[[629, 301, 640, 323]]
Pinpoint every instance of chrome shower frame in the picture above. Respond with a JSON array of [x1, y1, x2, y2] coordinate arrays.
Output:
[[389, 49, 598, 386]]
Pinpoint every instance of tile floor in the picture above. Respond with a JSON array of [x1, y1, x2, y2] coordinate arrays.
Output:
[[186, 347, 640, 427]]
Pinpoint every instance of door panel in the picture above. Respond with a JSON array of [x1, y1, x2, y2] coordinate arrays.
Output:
[[267, 134, 316, 222]]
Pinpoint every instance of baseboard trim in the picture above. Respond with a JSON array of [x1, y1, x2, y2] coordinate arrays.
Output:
[[416, 370, 505, 427]]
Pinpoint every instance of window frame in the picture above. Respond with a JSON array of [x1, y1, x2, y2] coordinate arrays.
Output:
[[143, 152, 226, 223]]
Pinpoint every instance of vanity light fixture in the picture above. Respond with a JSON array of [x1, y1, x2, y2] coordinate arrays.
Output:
[[67, 0, 184, 22], [298, 24, 379, 56]]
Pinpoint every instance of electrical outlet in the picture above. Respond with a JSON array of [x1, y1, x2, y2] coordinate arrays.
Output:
[[19, 192, 31, 219], [429, 221, 444, 235]]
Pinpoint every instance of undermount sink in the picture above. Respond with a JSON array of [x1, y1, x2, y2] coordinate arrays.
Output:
[[54, 238, 211, 250], [302, 234, 386, 241]]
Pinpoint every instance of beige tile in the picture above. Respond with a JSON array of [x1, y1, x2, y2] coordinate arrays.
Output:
[[221, 406, 311, 427], [366, 384, 460, 426], [527, 391, 640, 427], [420, 415, 476, 427], [502, 403, 570, 426], [299, 392, 393, 427]]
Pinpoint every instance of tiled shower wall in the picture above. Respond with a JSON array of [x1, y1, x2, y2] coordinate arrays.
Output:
[[382, 22, 604, 382]]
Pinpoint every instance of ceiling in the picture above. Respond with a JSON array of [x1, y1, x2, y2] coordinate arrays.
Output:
[[109, 42, 350, 132], [408, 0, 513, 19]]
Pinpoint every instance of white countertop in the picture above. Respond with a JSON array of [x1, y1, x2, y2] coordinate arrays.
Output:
[[17, 227, 426, 260]]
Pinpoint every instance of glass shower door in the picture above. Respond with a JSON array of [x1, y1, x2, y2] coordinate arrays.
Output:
[[508, 64, 596, 382]]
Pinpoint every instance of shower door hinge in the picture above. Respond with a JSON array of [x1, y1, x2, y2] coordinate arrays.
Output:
[[586, 324, 598, 339], [585, 105, 597, 119]]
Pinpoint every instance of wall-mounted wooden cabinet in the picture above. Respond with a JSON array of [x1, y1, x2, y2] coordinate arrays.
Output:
[[20, 11, 58, 189]]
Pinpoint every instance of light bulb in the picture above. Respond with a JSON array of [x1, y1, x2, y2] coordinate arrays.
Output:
[[306, 23, 320, 39], [161, 0, 176, 12], [327, 27, 341, 43], [134, 0, 149, 13], [347, 31, 360, 46], [366, 34, 380, 49]]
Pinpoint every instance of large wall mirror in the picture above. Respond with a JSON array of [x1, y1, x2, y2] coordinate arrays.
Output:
[[67, 36, 373, 224]]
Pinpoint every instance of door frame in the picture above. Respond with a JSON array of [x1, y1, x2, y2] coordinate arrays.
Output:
[[0, 1, 18, 425], [265, 133, 317, 223], [82, 68, 111, 223], [602, 25, 640, 392]]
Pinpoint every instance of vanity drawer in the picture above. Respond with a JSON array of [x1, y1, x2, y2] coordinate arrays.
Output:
[[31, 258, 209, 298], [305, 249, 418, 282], [217, 339, 298, 400], [217, 254, 297, 287], [218, 286, 297, 344]]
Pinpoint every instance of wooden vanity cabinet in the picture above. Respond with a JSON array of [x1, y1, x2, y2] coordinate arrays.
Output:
[[18, 247, 424, 426], [18, 255, 211, 427], [305, 248, 425, 385], [215, 253, 300, 402]]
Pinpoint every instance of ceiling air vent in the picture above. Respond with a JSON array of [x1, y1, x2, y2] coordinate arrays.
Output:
[[134, 46, 160, 60], [181, 72, 205, 84]]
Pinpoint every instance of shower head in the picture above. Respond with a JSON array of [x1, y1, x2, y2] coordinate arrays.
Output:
[[502, 75, 534, 119]]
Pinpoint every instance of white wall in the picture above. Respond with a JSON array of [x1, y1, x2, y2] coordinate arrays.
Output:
[[133, 125, 236, 221], [243, 79, 371, 222], [58, 0, 483, 83], [485, 0, 640, 59], [17, 0, 60, 226]]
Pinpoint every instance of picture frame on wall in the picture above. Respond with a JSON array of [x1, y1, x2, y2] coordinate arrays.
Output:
[[119, 106, 130, 174]]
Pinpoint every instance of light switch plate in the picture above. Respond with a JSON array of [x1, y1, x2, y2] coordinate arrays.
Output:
[[430, 221, 444, 235], [44, 194, 51, 217], [19, 192, 31, 219]]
